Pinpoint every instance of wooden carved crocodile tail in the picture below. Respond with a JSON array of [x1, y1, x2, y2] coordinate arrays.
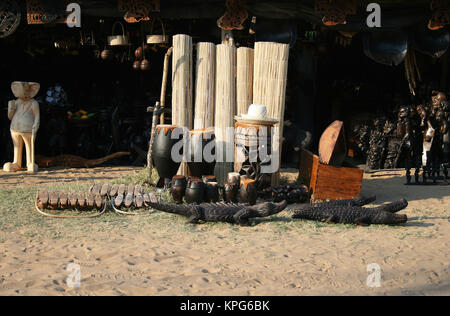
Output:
[[146, 192, 195, 216]]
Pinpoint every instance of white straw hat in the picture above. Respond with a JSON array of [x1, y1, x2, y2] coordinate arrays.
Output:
[[235, 104, 278, 124]]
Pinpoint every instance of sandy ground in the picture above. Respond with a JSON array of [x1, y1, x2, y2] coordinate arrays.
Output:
[[0, 167, 448, 296]]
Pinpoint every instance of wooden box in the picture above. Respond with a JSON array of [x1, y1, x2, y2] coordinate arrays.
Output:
[[298, 121, 363, 201]]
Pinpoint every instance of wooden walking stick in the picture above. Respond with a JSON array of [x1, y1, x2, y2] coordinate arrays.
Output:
[[160, 47, 173, 124]]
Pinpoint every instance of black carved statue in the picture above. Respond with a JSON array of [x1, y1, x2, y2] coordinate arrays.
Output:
[[367, 117, 386, 170], [427, 91, 447, 183], [383, 120, 399, 169], [396, 106, 421, 184], [436, 109, 449, 183], [352, 124, 371, 162]]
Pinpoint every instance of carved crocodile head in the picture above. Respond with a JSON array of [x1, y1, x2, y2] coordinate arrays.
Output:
[[371, 211, 407, 225]]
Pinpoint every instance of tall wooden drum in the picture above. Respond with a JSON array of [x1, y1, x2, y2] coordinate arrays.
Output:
[[152, 125, 183, 187], [187, 128, 216, 178]]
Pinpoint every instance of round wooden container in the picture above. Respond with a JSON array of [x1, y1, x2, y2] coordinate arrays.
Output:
[[187, 128, 216, 178]]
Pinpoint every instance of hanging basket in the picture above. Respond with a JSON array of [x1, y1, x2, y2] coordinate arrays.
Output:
[[108, 21, 130, 46], [146, 18, 169, 44]]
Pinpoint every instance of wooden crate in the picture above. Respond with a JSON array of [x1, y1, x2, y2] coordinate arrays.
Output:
[[298, 120, 363, 201], [298, 149, 363, 201]]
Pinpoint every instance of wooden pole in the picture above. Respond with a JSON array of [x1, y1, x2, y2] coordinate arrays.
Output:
[[160, 47, 173, 124]]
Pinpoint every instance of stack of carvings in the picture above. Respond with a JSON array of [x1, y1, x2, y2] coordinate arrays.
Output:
[[356, 91, 449, 184]]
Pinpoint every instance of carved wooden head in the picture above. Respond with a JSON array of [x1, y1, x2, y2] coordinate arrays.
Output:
[[398, 106, 410, 119], [11, 81, 40, 101], [432, 90, 446, 108]]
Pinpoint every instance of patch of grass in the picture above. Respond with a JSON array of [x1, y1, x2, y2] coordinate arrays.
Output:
[[119, 168, 157, 185], [0, 167, 416, 243]]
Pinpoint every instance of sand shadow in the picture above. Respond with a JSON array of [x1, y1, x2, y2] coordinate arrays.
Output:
[[252, 215, 293, 225], [361, 173, 450, 204], [403, 221, 434, 228]]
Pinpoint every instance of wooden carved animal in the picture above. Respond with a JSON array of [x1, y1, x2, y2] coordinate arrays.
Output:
[[146, 193, 288, 225], [292, 196, 408, 226], [35, 152, 130, 168]]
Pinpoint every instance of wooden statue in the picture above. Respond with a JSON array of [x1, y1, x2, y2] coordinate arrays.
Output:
[[366, 117, 386, 170], [383, 120, 399, 169], [417, 104, 431, 182], [3, 82, 40, 173], [436, 109, 449, 182], [396, 105, 421, 184], [431, 90, 447, 114], [443, 100, 450, 182], [352, 124, 371, 162], [427, 91, 447, 183]]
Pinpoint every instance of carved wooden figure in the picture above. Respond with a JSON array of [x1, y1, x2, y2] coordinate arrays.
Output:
[[417, 104, 432, 182], [366, 117, 386, 170], [396, 106, 421, 184], [3, 82, 40, 173], [383, 120, 400, 170], [436, 109, 449, 182], [431, 90, 446, 116], [428, 91, 446, 183]]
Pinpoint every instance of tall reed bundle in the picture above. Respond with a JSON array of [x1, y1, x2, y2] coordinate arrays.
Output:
[[236, 47, 254, 116], [194, 42, 216, 129], [253, 42, 289, 185], [172, 34, 193, 128], [214, 44, 236, 184], [172, 34, 193, 175]]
